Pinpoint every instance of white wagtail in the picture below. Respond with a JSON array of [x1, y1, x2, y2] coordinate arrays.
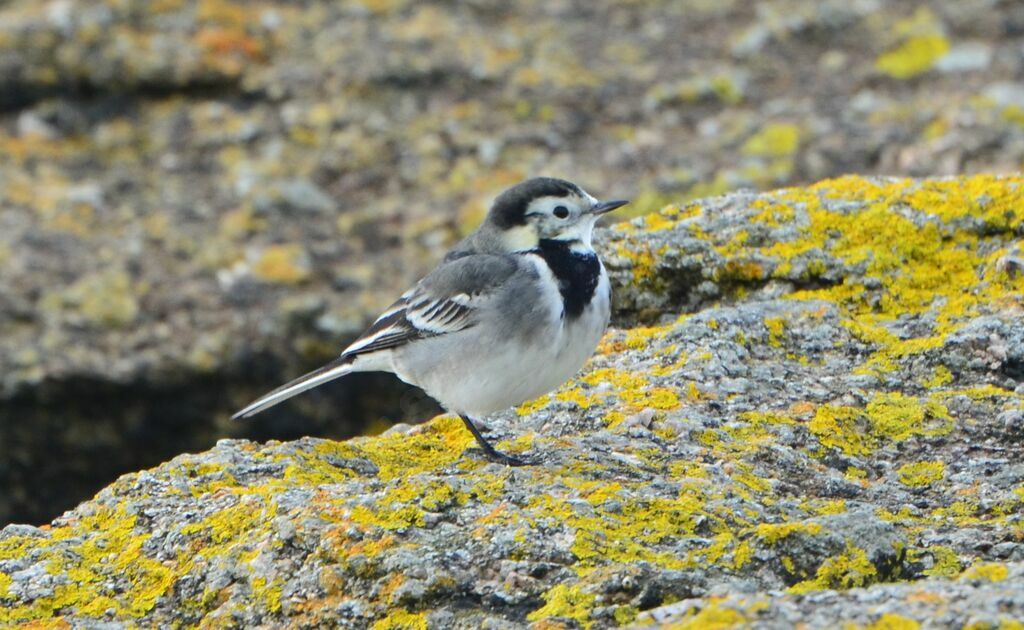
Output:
[[233, 177, 629, 465]]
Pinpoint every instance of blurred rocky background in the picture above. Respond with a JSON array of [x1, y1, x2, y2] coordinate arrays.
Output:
[[1, 0, 1022, 526]]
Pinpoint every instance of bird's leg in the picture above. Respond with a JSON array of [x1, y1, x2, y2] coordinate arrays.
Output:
[[458, 415, 532, 466]]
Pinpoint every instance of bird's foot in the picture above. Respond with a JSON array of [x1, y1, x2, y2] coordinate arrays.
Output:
[[477, 446, 534, 467], [459, 414, 535, 466]]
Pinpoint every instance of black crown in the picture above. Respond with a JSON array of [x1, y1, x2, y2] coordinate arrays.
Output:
[[489, 177, 584, 228]]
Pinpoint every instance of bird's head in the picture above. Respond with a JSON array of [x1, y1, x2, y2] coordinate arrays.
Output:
[[485, 177, 629, 252]]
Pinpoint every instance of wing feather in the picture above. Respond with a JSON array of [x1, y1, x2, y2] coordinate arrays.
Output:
[[233, 253, 520, 420], [338, 254, 519, 361]]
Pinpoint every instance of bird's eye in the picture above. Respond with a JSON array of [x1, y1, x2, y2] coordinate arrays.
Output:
[[553, 205, 570, 219]]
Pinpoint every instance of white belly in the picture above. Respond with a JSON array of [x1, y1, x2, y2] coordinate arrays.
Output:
[[392, 266, 611, 417]]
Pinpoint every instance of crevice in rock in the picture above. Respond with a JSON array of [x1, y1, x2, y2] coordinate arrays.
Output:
[[0, 362, 438, 527], [1000, 358, 1024, 383], [0, 78, 261, 114]]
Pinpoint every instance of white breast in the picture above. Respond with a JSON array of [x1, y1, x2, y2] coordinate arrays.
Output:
[[390, 254, 612, 417]]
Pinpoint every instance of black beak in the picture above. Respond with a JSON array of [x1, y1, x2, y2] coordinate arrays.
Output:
[[589, 199, 630, 215]]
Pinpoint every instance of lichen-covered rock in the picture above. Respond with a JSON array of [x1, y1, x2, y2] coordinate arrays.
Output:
[[5, 0, 1024, 526], [2, 175, 1022, 628]]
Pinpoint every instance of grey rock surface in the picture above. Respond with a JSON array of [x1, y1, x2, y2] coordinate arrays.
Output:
[[4, 0, 1024, 527], [1, 175, 1022, 627]]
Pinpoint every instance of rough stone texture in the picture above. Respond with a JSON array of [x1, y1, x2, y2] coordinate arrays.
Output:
[[3, 0, 1024, 525], [3, 0, 1024, 396], [1, 175, 1022, 628]]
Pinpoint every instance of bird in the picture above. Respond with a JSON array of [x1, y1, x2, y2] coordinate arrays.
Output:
[[232, 177, 629, 465]]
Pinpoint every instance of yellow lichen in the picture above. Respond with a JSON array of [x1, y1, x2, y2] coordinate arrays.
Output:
[[808, 393, 952, 457], [220, 206, 265, 237], [749, 198, 798, 227], [555, 386, 599, 410], [643, 212, 676, 232], [742, 123, 801, 157], [665, 599, 750, 630], [866, 613, 921, 630], [615, 242, 670, 288], [528, 584, 596, 628], [764, 317, 786, 347], [1004, 105, 1024, 129], [897, 461, 945, 488], [576, 368, 681, 413], [922, 365, 953, 388], [787, 543, 878, 593], [371, 608, 429, 630], [516, 395, 551, 416], [959, 561, 1009, 583], [0, 571, 12, 601], [876, 34, 950, 79], [921, 546, 962, 578], [754, 522, 823, 545], [624, 324, 671, 350], [613, 605, 639, 625], [72, 270, 140, 328], [351, 415, 475, 480], [604, 410, 627, 429], [867, 393, 951, 442], [721, 175, 1024, 385], [0, 505, 176, 624], [810, 499, 848, 516], [252, 243, 311, 283]]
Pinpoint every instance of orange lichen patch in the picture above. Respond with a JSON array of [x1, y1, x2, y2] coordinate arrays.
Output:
[[787, 401, 817, 417], [716, 259, 766, 283], [220, 207, 266, 237], [195, 28, 265, 60]]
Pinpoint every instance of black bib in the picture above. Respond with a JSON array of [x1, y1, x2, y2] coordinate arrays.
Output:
[[535, 239, 602, 320]]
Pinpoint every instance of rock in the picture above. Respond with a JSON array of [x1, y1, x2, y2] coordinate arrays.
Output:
[[935, 42, 993, 73], [2, 175, 1023, 627], [4, 0, 1024, 527]]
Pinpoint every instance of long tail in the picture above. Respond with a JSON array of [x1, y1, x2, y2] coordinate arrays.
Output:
[[232, 357, 354, 420]]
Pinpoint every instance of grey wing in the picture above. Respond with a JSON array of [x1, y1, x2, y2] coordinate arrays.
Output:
[[232, 254, 522, 420], [339, 254, 520, 359]]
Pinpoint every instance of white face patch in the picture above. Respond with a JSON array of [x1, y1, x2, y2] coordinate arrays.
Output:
[[524, 189, 600, 247], [501, 223, 540, 252]]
